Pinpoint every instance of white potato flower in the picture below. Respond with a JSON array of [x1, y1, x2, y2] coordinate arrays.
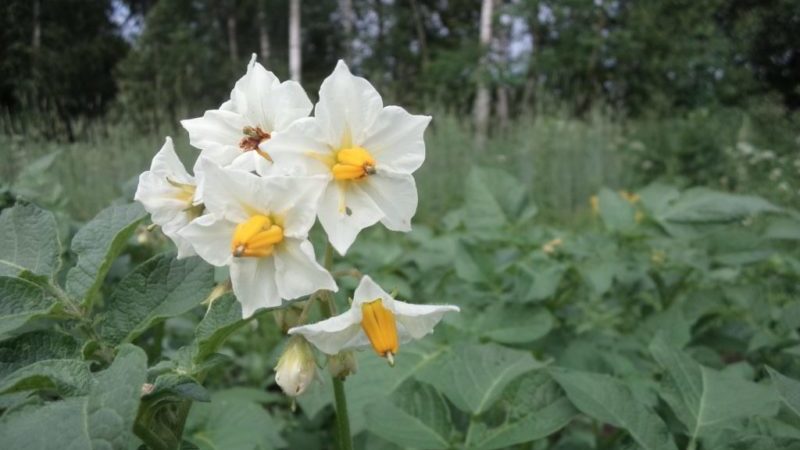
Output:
[[181, 54, 313, 175], [265, 61, 431, 255], [179, 159, 336, 318], [288, 275, 458, 364], [134, 137, 203, 259]]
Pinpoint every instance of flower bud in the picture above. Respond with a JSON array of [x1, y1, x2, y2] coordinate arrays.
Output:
[[328, 351, 358, 379], [275, 336, 316, 397]]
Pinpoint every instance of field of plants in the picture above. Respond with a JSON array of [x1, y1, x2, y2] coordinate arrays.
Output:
[[2, 1, 800, 449]]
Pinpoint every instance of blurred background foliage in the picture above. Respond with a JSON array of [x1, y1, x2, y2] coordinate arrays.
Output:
[[1, 0, 799, 221]]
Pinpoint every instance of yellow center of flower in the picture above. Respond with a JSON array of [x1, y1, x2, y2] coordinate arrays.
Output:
[[332, 147, 376, 180], [360, 299, 399, 362], [230, 214, 284, 258]]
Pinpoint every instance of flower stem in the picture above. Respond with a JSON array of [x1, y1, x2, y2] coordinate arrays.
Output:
[[331, 376, 353, 450], [321, 240, 352, 450]]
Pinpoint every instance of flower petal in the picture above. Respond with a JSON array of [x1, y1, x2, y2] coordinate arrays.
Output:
[[262, 80, 313, 131], [148, 137, 193, 182], [229, 150, 274, 175], [181, 109, 249, 166], [265, 117, 334, 177], [230, 256, 280, 318], [352, 275, 394, 307], [317, 181, 383, 255], [357, 170, 418, 232], [194, 158, 263, 223], [274, 239, 337, 300], [161, 218, 196, 259], [363, 106, 430, 174], [288, 309, 367, 355], [315, 60, 383, 148], [271, 176, 328, 237], [178, 214, 235, 267], [391, 300, 460, 340], [230, 55, 281, 126]]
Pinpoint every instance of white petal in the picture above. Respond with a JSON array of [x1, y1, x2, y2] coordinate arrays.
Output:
[[288, 309, 367, 355], [231, 257, 280, 318], [230, 57, 281, 127], [274, 239, 337, 300], [315, 60, 383, 148], [149, 137, 193, 182], [265, 118, 334, 177], [317, 181, 383, 255], [228, 151, 274, 175], [357, 171, 418, 232], [134, 172, 189, 226], [352, 275, 394, 307], [271, 176, 329, 237], [392, 300, 459, 340], [161, 218, 196, 259], [363, 106, 430, 174], [194, 158, 263, 223], [181, 110, 249, 166], [262, 80, 313, 131], [178, 214, 235, 267]]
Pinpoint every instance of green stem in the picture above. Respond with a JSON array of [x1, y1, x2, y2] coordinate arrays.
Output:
[[321, 241, 352, 450], [331, 377, 353, 450]]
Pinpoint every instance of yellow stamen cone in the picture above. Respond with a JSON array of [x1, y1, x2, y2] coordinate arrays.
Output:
[[360, 299, 399, 361], [231, 214, 284, 257]]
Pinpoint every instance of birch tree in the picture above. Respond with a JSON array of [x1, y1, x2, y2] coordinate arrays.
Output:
[[473, 0, 494, 148], [289, 0, 301, 82]]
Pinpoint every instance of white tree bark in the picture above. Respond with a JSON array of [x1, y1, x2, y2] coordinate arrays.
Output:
[[289, 0, 302, 82], [472, 0, 494, 148], [257, 0, 270, 64], [338, 0, 355, 61]]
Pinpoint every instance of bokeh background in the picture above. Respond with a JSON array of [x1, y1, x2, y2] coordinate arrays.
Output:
[[1, 0, 799, 222]]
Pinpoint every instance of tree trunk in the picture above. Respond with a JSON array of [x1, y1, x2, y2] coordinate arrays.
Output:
[[495, 6, 510, 131], [338, 0, 355, 61], [289, 0, 302, 82], [257, 0, 270, 63], [408, 0, 429, 67], [32, 0, 41, 52], [472, 0, 494, 149], [226, 2, 239, 65]]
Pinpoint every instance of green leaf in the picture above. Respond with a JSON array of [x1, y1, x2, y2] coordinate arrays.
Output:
[[649, 336, 779, 442], [192, 293, 247, 364], [766, 367, 800, 419], [658, 188, 781, 224], [0, 359, 91, 396], [364, 380, 452, 449], [463, 167, 532, 230], [0, 204, 60, 278], [184, 389, 286, 450], [0, 344, 147, 450], [477, 303, 554, 344], [65, 202, 146, 306], [297, 342, 449, 433], [99, 254, 214, 345], [0, 331, 81, 377], [598, 188, 636, 232], [417, 343, 543, 415], [0, 276, 59, 338], [465, 371, 577, 449], [145, 373, 210, 402], [551, 367, 678, 450]]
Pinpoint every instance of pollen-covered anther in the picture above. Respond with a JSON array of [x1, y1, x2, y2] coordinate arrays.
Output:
[[230, 214, 284, 258], [360, 299, 399, 364], [239, 126, 273, 161], [332, 147, 376, 180]]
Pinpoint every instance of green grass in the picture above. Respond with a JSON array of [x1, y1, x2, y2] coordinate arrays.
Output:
[[3, 106, 795, 222]]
